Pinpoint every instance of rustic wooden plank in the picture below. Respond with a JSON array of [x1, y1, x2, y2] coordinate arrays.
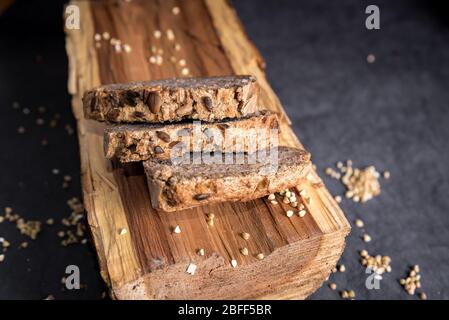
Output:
[[65, 0, 350, 299]]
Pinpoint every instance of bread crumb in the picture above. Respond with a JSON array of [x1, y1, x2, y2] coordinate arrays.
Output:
[[186, 263, 197, 275]]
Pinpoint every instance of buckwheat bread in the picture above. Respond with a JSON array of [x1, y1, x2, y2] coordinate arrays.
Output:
[[104, 111, 279, 162], [83, 75, 259, 123], [143, 146, 311, 212]]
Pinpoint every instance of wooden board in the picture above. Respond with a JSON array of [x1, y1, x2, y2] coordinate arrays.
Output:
[[64, 0, 350, 299]]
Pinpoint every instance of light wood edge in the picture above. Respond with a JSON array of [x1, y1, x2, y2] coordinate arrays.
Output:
[[65, 1, 141, 287]]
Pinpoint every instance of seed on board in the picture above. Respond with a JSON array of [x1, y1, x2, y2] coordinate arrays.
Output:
[[46, 218, 54, 225], [17, 126, 26, 134], [355, 219, 364, 228], [298, 210, 306, 217], [231, 259, 238, 268], [363, 234, 372, 242], [197, 248, 205, 256], [267, 194, 276, 201], [270, 200, 278, 205], [172, 6, 180, 15], [174, 43, 181, 51], [334, 195, 342, 203], [383, 171, 391, 179], [256, 253, 264, 260], [338, 264, 346, 272], [206, 213, 215, 226], [286, 210, 294, 218], [0, 254, 4, 262], [181, 67, 189, 76], [123, 44, 132, 53], [153, 30, 162, 39], [166, 29, 175, 41], [119, 228, 127, 236], [360, 249, 368, 257], [94, 33, 101, 41], [102, 32, 110, 40], [241, 232, 250, 240], [149, 56, 157, 64], [186, 263, 197, 275], [173, 225, 181, 234], [240, 247, 249, 256], [329, 283, 337, 290], [419, 292, 427, 300]]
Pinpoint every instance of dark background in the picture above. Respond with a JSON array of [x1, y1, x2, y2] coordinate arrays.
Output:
[[0, 0, 448, 299]]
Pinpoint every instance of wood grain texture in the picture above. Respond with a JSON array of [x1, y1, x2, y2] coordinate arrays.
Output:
[[65, 0, 350, 299]]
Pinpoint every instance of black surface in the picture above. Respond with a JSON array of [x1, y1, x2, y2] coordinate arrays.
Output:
[[1, 0, 449, 300]]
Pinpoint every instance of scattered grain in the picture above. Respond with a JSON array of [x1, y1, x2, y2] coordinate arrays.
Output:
[[173, 225, 181, 234], [256, 253, 264, 260], [362, 234, 372, 242], [119, 228, 127, 236], [172, 6, 180, 15], [231, 259, 238, 268], [240, 247, 249, 256], [241, 232, 250, 240], [360, 250, 392, 275], [197, 248, 205, 256]]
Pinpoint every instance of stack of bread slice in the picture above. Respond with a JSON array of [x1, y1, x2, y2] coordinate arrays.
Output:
[[83, 75, 311, 212]]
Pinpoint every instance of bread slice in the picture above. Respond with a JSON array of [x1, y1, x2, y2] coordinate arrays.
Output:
[[143, 146, 311, 212], [83, 75, 259, 123], [104, 111, 279, 162]]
